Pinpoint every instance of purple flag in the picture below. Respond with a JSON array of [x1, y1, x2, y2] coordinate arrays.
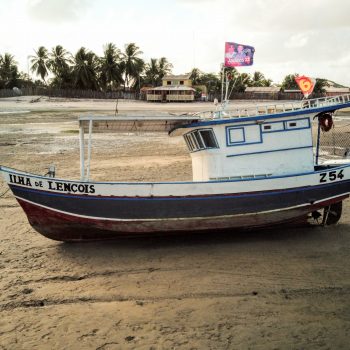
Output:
[[224, 42, 255, 67]]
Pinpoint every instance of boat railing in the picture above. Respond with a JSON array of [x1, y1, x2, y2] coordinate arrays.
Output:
[[196, 93, 350, 120]]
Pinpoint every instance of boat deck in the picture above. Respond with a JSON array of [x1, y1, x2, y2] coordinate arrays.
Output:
[[79, 94, 350, 132], [198, 93, 350, 119]]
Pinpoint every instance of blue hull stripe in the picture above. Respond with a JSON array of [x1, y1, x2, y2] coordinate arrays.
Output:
[[227, 145, 313, 158], [10, 179, 350, 201], [12, 180, 350, 220]]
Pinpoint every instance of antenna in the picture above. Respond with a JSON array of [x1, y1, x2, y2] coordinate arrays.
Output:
[[193, 31, 196, 68]]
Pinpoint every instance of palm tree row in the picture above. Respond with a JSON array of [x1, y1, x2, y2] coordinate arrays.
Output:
[[1, 45, 330, 93], [189, 67, 273, 95], [28, 43, 174, 92], [27, 44, 279, 93]]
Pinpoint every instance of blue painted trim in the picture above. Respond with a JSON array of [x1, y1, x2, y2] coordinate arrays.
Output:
[[261, 117, 310, 134], [11, 179, 350, 201], [227, 126, 245, 144], [1, 163, 350, 185], [225, 124, 263, 147], [284, 117, 311, 131], [261, 120, 284, 133], [316, 120, 321, 165], [172, 102, 350, 130], [227, 145, 313, 158]]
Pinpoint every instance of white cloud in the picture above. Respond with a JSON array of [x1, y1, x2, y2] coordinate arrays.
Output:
[[284, 34, 309, 49], [26, 0, 92, 23], [0, 0, 349, 86]]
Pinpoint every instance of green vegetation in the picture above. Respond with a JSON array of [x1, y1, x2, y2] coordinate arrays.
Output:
[[0, 43, 344, 93], [0, 53, 20, 89]]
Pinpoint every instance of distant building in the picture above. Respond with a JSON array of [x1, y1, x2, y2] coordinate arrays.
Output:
[[324, 87, 350, 96], [162, 74, 193, 87], [283, 87, 350, 98], [146, 74, 195, 102], [244, 86, 281, 100]]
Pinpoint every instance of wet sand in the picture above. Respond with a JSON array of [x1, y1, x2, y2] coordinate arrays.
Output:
[[1, 97, 350, 349]]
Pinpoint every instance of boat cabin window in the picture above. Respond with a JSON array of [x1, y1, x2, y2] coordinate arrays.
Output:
[[284, 118, 310, 130], [199, 129, 218, 148], [184, 129, 219, 152]]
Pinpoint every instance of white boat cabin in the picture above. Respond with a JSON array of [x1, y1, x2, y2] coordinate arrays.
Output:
[[176, 115, 314, 181], [78, 94, 350, 182]]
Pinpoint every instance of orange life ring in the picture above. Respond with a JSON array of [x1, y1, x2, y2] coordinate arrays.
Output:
[[319, 113, 333, 132]]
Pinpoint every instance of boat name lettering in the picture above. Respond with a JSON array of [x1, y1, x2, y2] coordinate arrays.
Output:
[[9, 174, 32, 187], [47, 181, 95, 194], [319, 169, 344, 183]]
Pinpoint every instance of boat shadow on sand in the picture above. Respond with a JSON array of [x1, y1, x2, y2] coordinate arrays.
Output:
[[54, 223, 346, 257]]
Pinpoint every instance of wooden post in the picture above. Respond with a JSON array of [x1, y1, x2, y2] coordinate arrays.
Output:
[[86, 119, 93, 181], [79, 121, 85, 181]]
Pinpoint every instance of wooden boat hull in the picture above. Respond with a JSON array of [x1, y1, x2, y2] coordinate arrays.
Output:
[[16, 196, 345, 241], [1, 164, 349, 241]]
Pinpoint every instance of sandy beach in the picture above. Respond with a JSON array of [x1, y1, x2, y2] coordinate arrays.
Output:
[[1, 97, 350, 349]]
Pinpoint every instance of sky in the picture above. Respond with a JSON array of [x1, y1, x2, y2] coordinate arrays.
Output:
[[0, 0, 350, 86]]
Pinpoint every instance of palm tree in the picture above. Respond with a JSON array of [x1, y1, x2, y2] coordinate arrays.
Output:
[[48, 45, 72, 88], [313, 78, 329, 93], [157, 57, 172, 84], [30, 46, 49, 83], [144, 57, 173, 87], [99, 43, 123, 91], [144, 58, 159, 86], [251, 71, 273, 87], [121, 43, 144, 91], [229, 72, 252, 93], [262, 78, 272, 87], [72, 47, 99, 90], [0, 53, 19, 88], [251, 71, 265, 87], [189, 68, 202, 85], [198, 73, 221, 94], [48, 45, 72, 76], [281, 74, 299, 90]]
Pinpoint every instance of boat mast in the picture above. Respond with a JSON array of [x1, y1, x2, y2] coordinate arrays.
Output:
[[221, 64, 225, 103]]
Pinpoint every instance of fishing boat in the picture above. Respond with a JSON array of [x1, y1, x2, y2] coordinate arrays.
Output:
[[1, 94, 350, 241]]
